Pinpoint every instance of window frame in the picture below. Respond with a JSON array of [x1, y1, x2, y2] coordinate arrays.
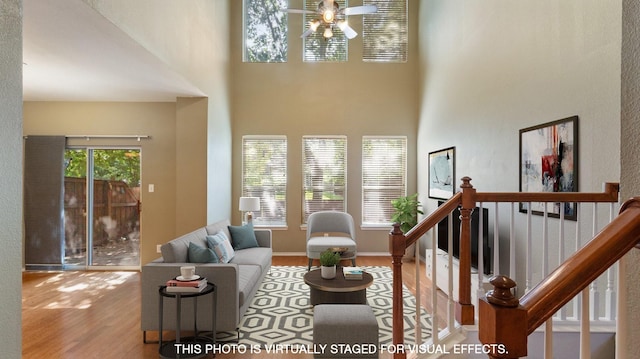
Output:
[[241, 135, 288, 227], [243, 0, 289, 63], [362, 0, 408, 63], [361, 136, 408, 227], [302, 0, 349, 62], [301, 135, 348, 224]]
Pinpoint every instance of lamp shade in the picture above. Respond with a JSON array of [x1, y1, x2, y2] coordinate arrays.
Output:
[[239, 197, 260, 212]]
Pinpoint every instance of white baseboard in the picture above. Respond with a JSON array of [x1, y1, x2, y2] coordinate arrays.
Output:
[[272, 252, 306, 256], [354, 252, 391, 256], [272, 251, 390, 256]]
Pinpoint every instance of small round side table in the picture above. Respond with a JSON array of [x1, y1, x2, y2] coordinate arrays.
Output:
[[158, 282, 217, 359]]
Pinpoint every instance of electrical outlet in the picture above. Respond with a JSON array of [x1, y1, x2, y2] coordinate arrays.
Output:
[[156, 244, 162, 253]]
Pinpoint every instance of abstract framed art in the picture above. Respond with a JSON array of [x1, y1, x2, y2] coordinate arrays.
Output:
[[519, 116, 579, 219], [428, 147, 455, 200]]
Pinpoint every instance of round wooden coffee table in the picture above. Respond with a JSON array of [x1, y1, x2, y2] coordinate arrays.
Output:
[[303, 268, 374, 305]]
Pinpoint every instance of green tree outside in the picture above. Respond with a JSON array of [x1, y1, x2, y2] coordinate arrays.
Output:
[[65, 149, 141, 186], [245, 0, 288, 62]]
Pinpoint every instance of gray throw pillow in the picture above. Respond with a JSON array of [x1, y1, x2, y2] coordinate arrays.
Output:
[[228, 222, 259, 250], [206, 232, 235, 263], [187, 242, 219, 263]]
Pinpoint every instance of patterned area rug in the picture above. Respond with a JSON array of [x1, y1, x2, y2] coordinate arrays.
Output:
[[226, 266, 431, 347]]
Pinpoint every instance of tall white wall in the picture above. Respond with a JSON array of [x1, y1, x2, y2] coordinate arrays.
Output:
[[0, 0, 23, 357], [417, 0, 622, 287], [84, 0, 232, 223], [620, 0, 640, 356]]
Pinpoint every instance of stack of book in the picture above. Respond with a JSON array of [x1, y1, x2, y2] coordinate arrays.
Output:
[[342, 266, 363, 280], [166, 277, 208, 293]]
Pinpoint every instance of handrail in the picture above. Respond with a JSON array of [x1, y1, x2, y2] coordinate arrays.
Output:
[[479, 197, 640, 358], [403, 192, 462, 247], [475, 182, 619, 203], [388, 177, 621, 359], [521, 197, 640, 332]]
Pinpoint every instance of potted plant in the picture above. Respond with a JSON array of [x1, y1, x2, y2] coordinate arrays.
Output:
[[391, 193, 424, 258], [319, 249, 341, 279]]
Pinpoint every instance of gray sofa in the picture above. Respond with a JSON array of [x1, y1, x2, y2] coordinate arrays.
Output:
[[141, 219, 272, 339]]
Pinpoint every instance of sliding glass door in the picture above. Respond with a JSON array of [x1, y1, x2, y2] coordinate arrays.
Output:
[[64, 148, 141, 269]]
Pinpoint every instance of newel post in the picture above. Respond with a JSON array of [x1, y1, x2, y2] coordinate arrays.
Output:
[[479, 276, 528, 359], [389, 223, 407, 359], [457, 176, 476, 324]]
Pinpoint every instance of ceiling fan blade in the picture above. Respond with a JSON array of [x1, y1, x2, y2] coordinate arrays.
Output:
[[338, 22, 358, 39], [301, 27, 316, 38], [301, 19, 321, 38], [343, 5, 377, 16]]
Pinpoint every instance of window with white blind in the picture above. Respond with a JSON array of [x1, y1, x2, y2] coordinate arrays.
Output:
[[243, 0, 288, 63], [362, 136, 407, 226], [362, 0, 408, 62], [242, 136, 287, 226], [302, 136, 347, 223], [303, 0, 348, 62]]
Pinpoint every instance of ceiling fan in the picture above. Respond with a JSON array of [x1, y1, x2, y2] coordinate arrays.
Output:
[[287, 0, 377, 40]]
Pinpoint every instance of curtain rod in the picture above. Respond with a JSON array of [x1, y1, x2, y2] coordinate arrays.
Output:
[[24, 135, 151, 141], [66, 135, 151, 141]]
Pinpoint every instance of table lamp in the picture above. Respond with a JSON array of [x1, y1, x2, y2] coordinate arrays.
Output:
[[239, 197, 260, 225]]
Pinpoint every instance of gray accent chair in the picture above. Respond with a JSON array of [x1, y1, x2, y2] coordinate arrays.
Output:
[[306, 211, 357, 270]]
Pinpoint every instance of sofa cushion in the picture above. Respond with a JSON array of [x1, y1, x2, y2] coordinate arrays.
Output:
[[187, 242, 219, 263], [228, 222, 259, 250], [161, 227, 208, 263], [231, 247, 272, 273], [206, 232, 235, 263], [237, 265, 261, 308], [307, 236, 357, 258]]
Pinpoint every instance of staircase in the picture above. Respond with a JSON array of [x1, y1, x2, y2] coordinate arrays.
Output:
[[388, 177, 639, 359], [431, 328, 615, 359]]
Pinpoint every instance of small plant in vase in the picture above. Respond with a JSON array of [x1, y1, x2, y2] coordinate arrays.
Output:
[[319, 249, 341, 279]]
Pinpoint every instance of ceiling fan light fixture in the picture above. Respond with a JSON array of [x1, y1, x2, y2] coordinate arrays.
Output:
[[322, 9, 335, 23], [309, 19, 321, 32], [323, 26, 333, 38], [292, 0, 376, 40]]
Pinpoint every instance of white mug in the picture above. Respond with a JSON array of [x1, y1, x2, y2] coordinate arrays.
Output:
[[180, 266, 196, 279]]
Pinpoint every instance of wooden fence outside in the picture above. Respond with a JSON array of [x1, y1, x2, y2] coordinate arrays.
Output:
[[64, 177, 140, 253]]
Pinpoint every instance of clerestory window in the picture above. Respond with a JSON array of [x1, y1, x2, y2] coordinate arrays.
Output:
[[243, 0, 407, 63], [362, 0, 408, 62], [303, 0, 348, 62], [243, 0, 288, 63]]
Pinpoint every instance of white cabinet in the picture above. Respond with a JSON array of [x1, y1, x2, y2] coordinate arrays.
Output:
[[425, 249, 492, 312]]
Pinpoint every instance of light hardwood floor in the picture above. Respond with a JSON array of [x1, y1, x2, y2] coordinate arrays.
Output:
[[22, 256, 441, 359]]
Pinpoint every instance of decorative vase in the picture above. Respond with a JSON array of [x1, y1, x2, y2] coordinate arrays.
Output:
[[321, 265, 336, 279]]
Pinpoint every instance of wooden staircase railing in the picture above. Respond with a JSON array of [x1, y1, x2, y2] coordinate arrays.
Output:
[[389, 191, 464, 352], [479, 197, 640, 359], [388, 177, 622, 359]]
